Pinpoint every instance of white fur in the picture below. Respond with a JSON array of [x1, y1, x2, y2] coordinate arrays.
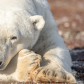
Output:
[[0, 0, 74, 82]]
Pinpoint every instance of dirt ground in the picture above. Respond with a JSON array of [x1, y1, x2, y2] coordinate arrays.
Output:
[[47, 0, 84, 83], [48, 0, 84, 48]]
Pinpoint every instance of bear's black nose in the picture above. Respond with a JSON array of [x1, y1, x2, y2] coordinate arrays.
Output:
[[0, 62, 2, 65]]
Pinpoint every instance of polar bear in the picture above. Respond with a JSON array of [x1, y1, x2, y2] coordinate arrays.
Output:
[[0, 0, 76, 83]]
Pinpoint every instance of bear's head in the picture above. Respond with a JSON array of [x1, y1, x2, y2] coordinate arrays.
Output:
[[0, 10, 45, 70]]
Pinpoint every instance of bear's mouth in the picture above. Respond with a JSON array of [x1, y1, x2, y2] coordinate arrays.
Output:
[[0, 63, 6, 70], [0, 62, 3, 66], [0, 59, 9, 70]]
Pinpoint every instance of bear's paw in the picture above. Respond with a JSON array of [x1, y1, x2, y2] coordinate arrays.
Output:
[[15, 49, 41, 82], [32, 67, 76, 83]]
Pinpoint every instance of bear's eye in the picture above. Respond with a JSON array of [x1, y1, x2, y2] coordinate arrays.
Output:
[[11, 36, 17, 40]]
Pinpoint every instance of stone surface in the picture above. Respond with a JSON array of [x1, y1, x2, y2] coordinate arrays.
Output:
[[69, 48, 84, 83]]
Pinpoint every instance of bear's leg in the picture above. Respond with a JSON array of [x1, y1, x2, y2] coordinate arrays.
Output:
[[14, 49, 76, 83], [32, 57, 76, 83], [32, 67, 76, 83], [32, 2, 76, 82], [15, 49, 41, 82]]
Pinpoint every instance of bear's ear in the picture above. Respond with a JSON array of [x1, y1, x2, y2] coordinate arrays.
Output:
[[30, 15, 45, 31]]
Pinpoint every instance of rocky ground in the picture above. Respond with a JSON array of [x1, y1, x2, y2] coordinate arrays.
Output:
[[47, 0, 84, 83], [70, 48, 84, 83]]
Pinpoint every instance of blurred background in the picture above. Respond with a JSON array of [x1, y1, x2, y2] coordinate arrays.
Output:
[[47, 0, 84, 82], [47, 0, 84, 49]]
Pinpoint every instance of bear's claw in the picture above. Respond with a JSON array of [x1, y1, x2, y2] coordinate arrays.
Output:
[[32, 68, 76, 83]]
